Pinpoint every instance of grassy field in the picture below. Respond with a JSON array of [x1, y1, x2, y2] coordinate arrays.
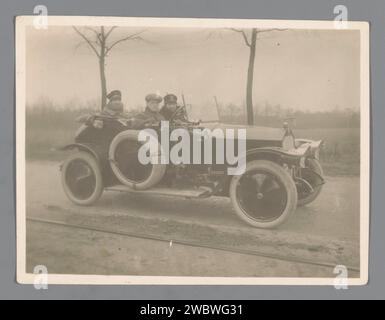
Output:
[[25, 108, 360, 176], [295, 128, 359, 176]]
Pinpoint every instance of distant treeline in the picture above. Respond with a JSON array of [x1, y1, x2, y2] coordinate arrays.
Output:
[[217, 103, 360, 129], [25, 102, 359, 175], [26, 99, 360, 129]]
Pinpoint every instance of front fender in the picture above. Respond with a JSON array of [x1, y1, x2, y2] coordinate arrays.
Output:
[[60, 143, 101, 163], [245, 145, 310, 166]]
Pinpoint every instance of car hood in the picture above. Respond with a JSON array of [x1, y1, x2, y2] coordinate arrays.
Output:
[[202, 122, 285, 141]]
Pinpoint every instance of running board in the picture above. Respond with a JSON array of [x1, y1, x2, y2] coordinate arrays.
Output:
[[105, 185, 212, 199]]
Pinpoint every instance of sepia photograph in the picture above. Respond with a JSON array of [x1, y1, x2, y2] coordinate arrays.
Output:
[[16, 16, 369, 285]]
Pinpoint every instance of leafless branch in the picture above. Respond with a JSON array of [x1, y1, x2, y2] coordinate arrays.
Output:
[[105, 26, 117, 39], [229, 28, 251, 47], [256, 28, 288, 34], [105, 30, 146, 54], [73, 40, 90, 53], [84, 27, 100, 38], [138, 37, 156, 45], [73, 26, 100, 57], [206, 30, 214, 40], [206, 30, 224, 41], [85, 27, 102, 46]]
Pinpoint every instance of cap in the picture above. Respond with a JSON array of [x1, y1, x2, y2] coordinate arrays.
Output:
[[107, 90, 122, 101], [145, 93, 162, 103], [164, 94, 178, 104]]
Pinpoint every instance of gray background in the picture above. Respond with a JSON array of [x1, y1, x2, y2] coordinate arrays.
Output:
[[0, 0, 382, 299]]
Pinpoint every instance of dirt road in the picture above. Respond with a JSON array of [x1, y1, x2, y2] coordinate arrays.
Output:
[[24, 160, 361, 278]]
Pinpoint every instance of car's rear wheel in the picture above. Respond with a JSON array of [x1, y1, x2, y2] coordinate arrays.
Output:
[[297, 158, 324, 206], [229, 160, 297, 229], [61, 151, 103, 205]]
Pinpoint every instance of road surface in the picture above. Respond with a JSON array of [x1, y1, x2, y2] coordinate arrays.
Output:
[[24, 160, 361, 278]]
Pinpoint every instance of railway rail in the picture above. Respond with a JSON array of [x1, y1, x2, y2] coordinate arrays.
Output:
[[27, 216, 360, 273]]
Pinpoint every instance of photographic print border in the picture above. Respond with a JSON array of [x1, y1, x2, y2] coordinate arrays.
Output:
[[15, 16, 370, 285]]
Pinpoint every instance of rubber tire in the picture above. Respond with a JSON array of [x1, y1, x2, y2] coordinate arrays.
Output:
[[229, 160, 298, 229], [61, 151, 103, 206], [109, 130, 166, 190], [297, 158, 324, 207]]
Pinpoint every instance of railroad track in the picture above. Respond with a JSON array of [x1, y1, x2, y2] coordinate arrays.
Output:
[[27, 216, 360, 273]]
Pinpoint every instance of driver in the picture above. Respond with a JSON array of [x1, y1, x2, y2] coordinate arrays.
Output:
[[131, 93, 165, 129], [160, 94, 188, 124]]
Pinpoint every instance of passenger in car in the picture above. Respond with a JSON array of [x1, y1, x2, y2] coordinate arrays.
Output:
[[131, 93, 165, 129], [160, 94, 188, 124], [102, 90, 125, 116]]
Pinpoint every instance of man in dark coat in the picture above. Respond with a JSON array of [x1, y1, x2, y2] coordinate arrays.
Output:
[[76, 89, 124, 123], [131, 93, 165, 129], [103, 90, 124, 116], [160, 94, 188, 123]]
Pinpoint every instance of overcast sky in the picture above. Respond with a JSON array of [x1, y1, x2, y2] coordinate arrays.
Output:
[[26, 26, 360, 112]]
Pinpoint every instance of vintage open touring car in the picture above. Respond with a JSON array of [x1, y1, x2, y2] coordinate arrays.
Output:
[[60, 105, 324, 229]]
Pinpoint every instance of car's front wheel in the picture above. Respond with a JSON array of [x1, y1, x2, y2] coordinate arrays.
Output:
[[61, 151, 103, 205], [229, 160, 298, 229]]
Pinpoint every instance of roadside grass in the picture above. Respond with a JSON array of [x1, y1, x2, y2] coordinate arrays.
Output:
[[295, 128, 360, 176], [25, 108, 360, 176]]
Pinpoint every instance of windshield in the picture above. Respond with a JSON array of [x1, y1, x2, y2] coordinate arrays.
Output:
[[185, 102, 220, 123]]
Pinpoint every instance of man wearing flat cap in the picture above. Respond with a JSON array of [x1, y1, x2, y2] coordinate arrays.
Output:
[[131, 93, 165, 129], [103, 90, 124, 116], [160, 94, 188, 124]]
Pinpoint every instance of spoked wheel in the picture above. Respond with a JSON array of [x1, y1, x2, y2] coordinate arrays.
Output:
[[61, 151, 103, 205], [230, 160, 297, 229], [297, 158, 324, 206]]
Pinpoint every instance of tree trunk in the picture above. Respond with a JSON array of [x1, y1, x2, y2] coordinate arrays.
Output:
[[246, 29, 257, 125], [99, 27, 107, 110], [99, 56, 107, 110]]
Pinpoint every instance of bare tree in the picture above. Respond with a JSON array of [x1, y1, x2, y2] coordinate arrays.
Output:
[[73, 26, 145, 109], [230, 28, 286, 125]]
